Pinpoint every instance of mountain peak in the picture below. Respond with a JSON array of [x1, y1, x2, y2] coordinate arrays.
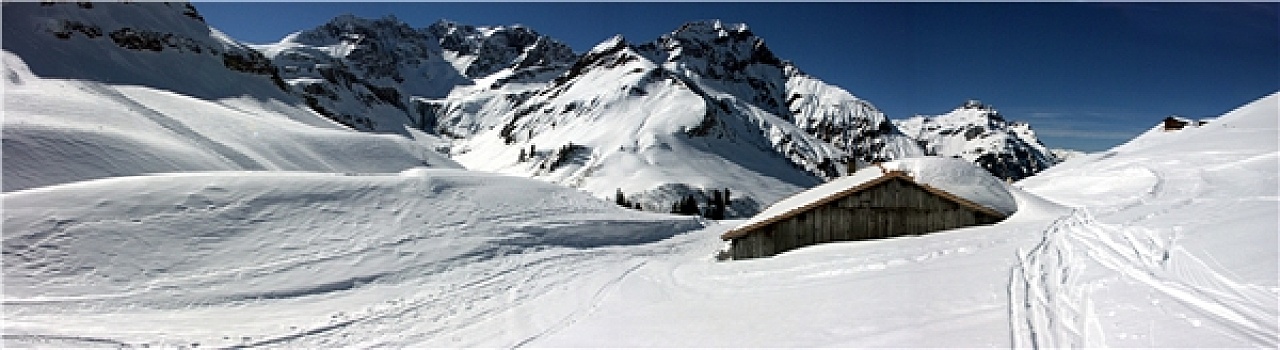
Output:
[[672, 20, 753, 39], [960, 99, 991, 110], [325, 13, 407, 30], [941, 99, 1005, 123], [589, 34, 628, 55], [896, 102, 1056, 180]]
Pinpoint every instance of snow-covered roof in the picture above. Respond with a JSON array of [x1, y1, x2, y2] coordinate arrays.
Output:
[[722, 157, 1017, 239]]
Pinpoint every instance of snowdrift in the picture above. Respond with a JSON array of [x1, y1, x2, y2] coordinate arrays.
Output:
[[4, 169, 704, 347], [2, 1, 1274, 347]]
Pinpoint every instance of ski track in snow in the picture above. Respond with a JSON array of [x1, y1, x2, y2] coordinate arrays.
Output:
[[510, 261, 647, 348], [3, 6, 1276, 344], [1009, 112, 1280, 348], [1012, 208, 1278, 348], [1009, 210, 1098, 349]]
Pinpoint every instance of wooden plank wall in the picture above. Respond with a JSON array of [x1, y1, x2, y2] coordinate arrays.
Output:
[[730, 178, 1004, 259]]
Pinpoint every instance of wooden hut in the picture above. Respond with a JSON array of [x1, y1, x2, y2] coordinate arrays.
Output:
[[721, 169, 1009, 260], [1163, 116, 1191, 131]]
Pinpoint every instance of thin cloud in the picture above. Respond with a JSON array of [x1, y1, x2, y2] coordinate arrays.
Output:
[[1036, 128, 1145, 141]]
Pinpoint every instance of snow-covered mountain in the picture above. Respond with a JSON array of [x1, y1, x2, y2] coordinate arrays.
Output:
[[5, 2, 1057, 215], [4, 2, 1275, 347], [257, 16, 930, 216], [1050, 148, 1087, 163], [255, 17, 929, 216], [254, 15, 577, 134], [2, 2, 287, 101], [2, 2, 459, 192], [446, 21, 925, 216], [261, 15, 1105, 216], [896, 100, 1059, 181]]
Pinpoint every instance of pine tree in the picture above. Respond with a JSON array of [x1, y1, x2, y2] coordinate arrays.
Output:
[[721, 188, 731, 218], [615, 188, 629, 207], [676, 195, 699, 216], [706, 189, 725, 220]]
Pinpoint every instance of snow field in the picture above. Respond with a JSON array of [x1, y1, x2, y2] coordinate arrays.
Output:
[[3, 2, 1275, 346], [520, 187, 1067, 347], [5, 86, 1274, 347], [3, 169, 703, 348]]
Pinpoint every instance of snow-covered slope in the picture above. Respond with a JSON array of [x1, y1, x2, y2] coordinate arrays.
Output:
[[513, 93, 1278, 348], [10, 91, 1273, 346], [4, 4, 708, 347], [448, 21, 923, 216], [1014, 92, 1279, 347], [1050, 148, 1087, 163], [3, 169, 704, 348], [1, 3, 460, 192], [3, 50, 456, 192], [2, 2, 287, 102], [6, 3, 1271, 347], [897, 100, 1058, 180]]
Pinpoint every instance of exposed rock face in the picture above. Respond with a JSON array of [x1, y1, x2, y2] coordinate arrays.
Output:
[[258, 15, 578, 133], [4, 2, 289, 97]]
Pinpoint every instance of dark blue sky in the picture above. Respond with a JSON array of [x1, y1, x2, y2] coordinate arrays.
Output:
[[196, 2, 1279, 152]]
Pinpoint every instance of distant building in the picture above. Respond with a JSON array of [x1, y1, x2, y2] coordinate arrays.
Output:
[[1163, 116, 1192, 131], [722, 163, 1010, 260]]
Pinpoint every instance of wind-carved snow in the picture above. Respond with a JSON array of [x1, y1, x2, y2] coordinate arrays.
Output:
[[2, 2, 1275, 348], [3, 170, 704, 348]]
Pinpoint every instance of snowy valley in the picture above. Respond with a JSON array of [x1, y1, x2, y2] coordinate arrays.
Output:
[[3, 2, 1277, 348]]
